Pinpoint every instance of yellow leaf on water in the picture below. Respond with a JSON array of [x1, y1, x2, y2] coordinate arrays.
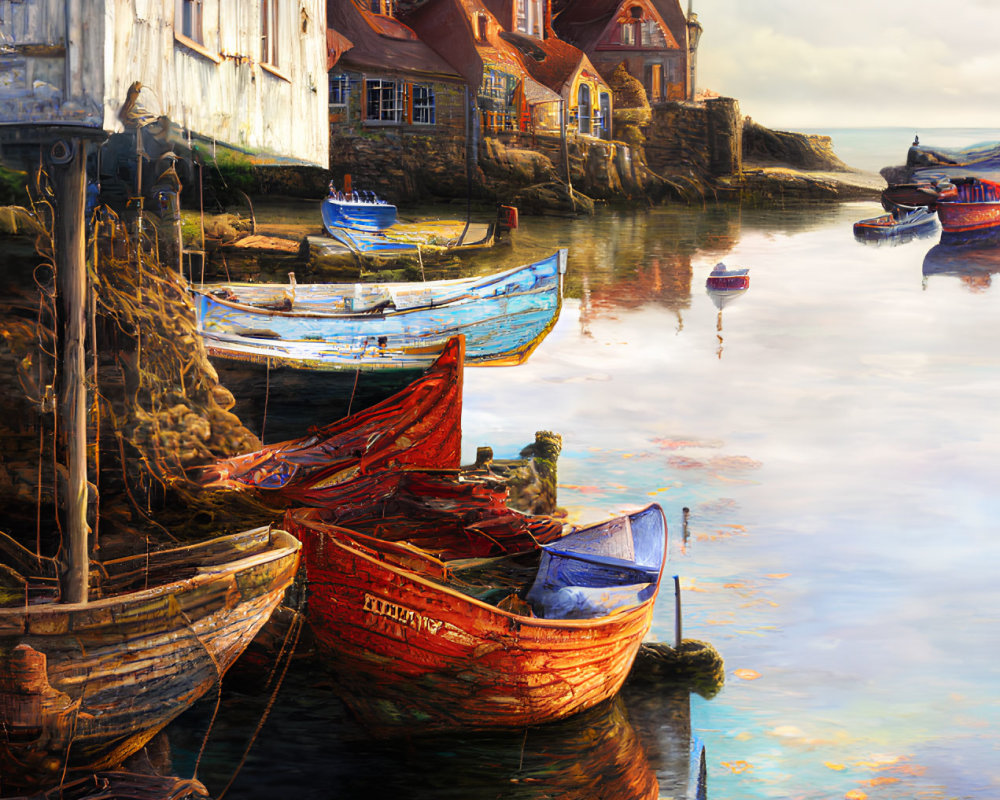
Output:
[[647, 487, 672, 495], [720, 761, 753, 774], [733, 668, 761, 680], [845, 791, 867, 800], [766, 573, 790, 579], [863, 777, 900, 787], [825, 762, 846, 771]]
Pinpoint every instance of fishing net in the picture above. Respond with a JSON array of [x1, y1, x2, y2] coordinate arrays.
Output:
[[0, 165, 281, 563]]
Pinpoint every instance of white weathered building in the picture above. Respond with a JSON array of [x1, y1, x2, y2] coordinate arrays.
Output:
[[0, 0, 328, 166]]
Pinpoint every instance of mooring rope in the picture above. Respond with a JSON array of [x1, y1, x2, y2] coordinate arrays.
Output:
[[216, 609, 304, 800], [261, 356, 271, 444]]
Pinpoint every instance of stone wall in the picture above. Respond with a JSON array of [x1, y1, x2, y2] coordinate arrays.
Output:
[[644, 97, 742, 179], [327, 74, 470, 202]]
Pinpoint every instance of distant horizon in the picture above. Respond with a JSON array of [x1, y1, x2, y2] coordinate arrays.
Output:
[[694, 1, 1000, 132]]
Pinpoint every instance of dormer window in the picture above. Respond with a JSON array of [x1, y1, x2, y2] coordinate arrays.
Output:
[[369, 0, 395, 16], [476, 13, 488, 41]]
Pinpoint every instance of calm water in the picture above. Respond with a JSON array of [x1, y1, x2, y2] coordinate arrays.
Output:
[[166, 136, 1000, 799]]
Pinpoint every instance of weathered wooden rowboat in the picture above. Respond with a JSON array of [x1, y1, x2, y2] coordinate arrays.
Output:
[[934, 176, 1000, 244], [323, 217, 497, 256], [193, 249, 566, 368], [0, 527, 301, 789], [198, 251, 563, 440], [285, 480, 667, 734], [198, 336, 463, 497]]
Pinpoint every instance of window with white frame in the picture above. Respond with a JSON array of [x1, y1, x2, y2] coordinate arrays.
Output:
[[261, 0, 279, 68], [330, 73, 350, 106], [366, 79, 402, 123], [411, 84, 435, 124], [177, 0, 204, 44]]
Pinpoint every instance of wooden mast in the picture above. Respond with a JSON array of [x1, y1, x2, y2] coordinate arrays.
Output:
[[51, 137, 90, 604]]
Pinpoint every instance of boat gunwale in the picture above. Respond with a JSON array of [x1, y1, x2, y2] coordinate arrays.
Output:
[[291, 504, 667, 632], [192, 253, 562, 322], [0, 527, 301, 619]]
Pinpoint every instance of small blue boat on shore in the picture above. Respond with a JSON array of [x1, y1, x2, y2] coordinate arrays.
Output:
[[321, 193, 399, 233]]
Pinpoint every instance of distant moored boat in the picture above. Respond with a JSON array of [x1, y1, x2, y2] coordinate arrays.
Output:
[[934, 177, 1000, 244]]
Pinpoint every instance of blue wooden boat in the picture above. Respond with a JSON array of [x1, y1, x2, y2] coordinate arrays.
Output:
[[321, 193, 398, 233], [853, 204, 938, 239], [194, 249, 566, 369], [195, 250, 566, 440]]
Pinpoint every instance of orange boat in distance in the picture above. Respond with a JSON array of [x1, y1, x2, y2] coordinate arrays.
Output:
[[285, 478, 667, 735]]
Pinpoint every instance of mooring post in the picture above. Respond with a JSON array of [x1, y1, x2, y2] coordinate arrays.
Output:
[[51, 136, 90, 604], [674, 574, 682, 648]]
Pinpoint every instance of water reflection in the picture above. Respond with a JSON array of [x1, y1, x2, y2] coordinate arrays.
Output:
[[922, 242, 1000, 290], [165, 656, 704, 800]]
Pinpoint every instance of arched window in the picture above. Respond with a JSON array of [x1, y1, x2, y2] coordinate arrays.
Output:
[[577, 84, 592, 135], [599, 92, 611, 139]]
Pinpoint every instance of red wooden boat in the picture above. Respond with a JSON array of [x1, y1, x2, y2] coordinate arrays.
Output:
[[705, 262, 749, 291], [284, 474, 666, 734], [881, 182, 940, 210], [198, 335, 463, 500], [934, 177, 1000, 243]]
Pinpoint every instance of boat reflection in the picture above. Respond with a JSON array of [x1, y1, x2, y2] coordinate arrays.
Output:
[[166, 656, 706, 800], [922, 243, 1000, 291]]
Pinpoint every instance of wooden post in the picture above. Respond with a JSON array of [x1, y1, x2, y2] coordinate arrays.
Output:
[[674, 574, 682, 648], [51, 137, 90, 605]]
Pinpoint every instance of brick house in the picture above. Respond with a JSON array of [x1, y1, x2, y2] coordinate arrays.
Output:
[[327, 0, 468, 140]]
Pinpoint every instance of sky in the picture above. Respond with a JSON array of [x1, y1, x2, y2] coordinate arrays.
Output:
[[692, 0, 1000, 130]]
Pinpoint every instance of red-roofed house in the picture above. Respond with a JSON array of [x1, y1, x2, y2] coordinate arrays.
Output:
[[403, 0, 562, 136], [552, 0, 692, 104], [483, 1, 614, 138]]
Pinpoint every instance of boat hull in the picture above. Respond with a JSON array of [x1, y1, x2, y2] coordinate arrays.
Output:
[[196, 250, 566, 371], [199, 338, 463, 493], [935, 178, 1000, 244], [937, 201, 1000, 243], [853, 207, 938, 239], [320, 197, 397, 232], [705, 275, 749, 290], [0, 528, 301, 789], [286, 502, 665, 734], [211, 359, 426, 442]]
